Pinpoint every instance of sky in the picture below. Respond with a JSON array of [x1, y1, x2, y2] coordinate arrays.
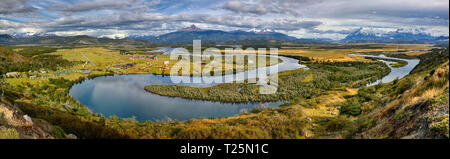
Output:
[[0, 0, 449, 40]]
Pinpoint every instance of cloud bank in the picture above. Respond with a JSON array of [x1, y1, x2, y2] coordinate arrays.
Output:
[[0, 0, 448, 40]]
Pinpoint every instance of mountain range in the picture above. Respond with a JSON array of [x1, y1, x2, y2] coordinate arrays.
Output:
[[1, 26, 448, 45], [0, 34, 149, 46], [341, 27, 448, 44], [127, 25, 299, 43]]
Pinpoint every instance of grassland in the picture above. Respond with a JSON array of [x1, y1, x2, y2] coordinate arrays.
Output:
[[0, 126, 20, 139], [5, 47, 279, 85], [278, 44, 432, 61], [2, 44, 447, 139], [208, 43, 432, 62], [52, 47, 279, 75]]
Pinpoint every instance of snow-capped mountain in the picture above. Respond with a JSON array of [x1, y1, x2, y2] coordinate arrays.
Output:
[[11, 32, 57, 38], [341, 27, 448, 43], [179, 25, 205, 32], [248, 28, 275, 33], [126, 25, 298, 43]]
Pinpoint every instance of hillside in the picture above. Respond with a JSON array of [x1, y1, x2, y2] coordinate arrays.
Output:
[[1, 47, 76, 139], [0, 35, 150, 46], [1, 99, 61, 139], [347, 48, 449, 138]]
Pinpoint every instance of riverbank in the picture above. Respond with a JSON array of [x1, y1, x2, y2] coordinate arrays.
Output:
[[3, 45, 442, 139], [144, 61, 390, 103]]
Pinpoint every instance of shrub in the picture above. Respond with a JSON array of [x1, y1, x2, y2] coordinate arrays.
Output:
[[431, 114, 449, 138], [0, 126, 20, 139], [51, 125, 67, 139], [323, 115, 353, 132], [394, 77, 414, 95], [340, 98, 362, 116]]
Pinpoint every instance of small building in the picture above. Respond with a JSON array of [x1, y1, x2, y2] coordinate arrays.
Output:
[[82, 70, 92, 74], [39, 69, 47, 74], [41, 74, 49, 78], [121, 63, 137, 69], [6, 72, 20, 78], [29, 75, 37, 79], [151, 55, 158, 60]]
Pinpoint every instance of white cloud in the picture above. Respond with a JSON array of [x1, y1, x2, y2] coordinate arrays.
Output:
[[0, 0, 448, 39], [0, 0, 37, 15]]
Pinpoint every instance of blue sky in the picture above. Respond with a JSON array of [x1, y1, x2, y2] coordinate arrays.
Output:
[[0, 0, 449, 39]]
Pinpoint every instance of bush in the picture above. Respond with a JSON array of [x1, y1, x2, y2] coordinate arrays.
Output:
[[16, 102, 130, 139], [51, 125, 67, 139], [340, 98, 362, 116], [0, 126, 20, 139], [323, 116, 353, 132], [431, 115, 449, 138], [394, 77, 414, 95]]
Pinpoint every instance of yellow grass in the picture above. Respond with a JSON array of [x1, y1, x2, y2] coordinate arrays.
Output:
[[206, 44, 432, 62], [302, 88, 357, 119], [6, 47, 280, 86], [405, 51, 429, 56], [303, 72, 314, 82], [277, 44, 432, 62]]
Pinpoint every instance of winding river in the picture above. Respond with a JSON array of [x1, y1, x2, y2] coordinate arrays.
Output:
[[69, 51, 420, 122], [69, 54, 305, 122], [349, 54, 420, 86]]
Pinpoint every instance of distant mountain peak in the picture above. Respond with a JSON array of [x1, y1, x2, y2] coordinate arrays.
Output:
[[350, 27, 394, 37], [248, 28, 275, 33], [149, 26, 297, 43], [11, 32, 56, 38], [180, 25, 204, 32], [342, 27, 447, 43], [0, 34, 14, 39], [394, 27, 429, 35]]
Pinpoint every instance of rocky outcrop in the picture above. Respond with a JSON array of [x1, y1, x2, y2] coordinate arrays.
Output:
[[0, 101, 56, 139]]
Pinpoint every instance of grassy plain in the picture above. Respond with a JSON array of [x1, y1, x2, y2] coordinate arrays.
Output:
[[2, 44, 445, 139], [6, 47, 279, 85], [215, 43, 432, 62], [51, 47, 279, 75]]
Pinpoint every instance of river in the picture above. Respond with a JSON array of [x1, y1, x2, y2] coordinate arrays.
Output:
[[69, 51, 420, 122], [348, 53, 420, 86], [69, 53, 304, 122]]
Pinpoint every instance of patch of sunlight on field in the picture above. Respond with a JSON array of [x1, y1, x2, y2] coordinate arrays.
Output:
[[48, 47, 278, 76], [302, 88, 358, 119], [405, 51, 430, 56], [279, 48, 356, 62], [13, 48, 23, 52], [303, 72, 314, 82], [276, 44, 432, 62], [50, 47, 126, 68]]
